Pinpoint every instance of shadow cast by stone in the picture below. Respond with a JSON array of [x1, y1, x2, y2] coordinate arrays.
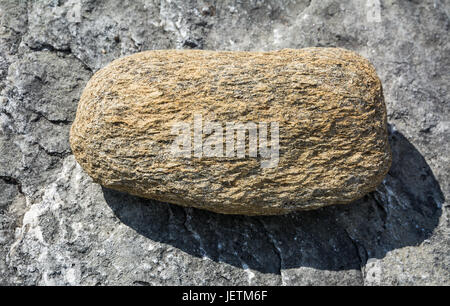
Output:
[[102, 126, 444, 274]]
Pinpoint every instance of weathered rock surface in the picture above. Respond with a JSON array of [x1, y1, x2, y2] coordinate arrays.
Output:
[[0, 0, 448, 285], [71, 48, 391, 215]]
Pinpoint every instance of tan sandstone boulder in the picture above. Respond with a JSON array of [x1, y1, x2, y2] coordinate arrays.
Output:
[[70, 48, 391, 215]]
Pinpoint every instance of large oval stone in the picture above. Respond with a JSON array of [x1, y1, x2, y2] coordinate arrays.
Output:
[[70, 48, 391, 215]]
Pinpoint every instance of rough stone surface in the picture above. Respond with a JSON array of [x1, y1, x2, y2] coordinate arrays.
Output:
[[0, 0, 448, 285], [70, 48, 391, 215]]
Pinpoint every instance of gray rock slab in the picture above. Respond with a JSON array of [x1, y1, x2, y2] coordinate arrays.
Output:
[[0, 0, 448, 285]]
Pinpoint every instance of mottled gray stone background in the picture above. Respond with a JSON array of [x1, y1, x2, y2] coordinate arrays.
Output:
[[0, 0, 448, 285]]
